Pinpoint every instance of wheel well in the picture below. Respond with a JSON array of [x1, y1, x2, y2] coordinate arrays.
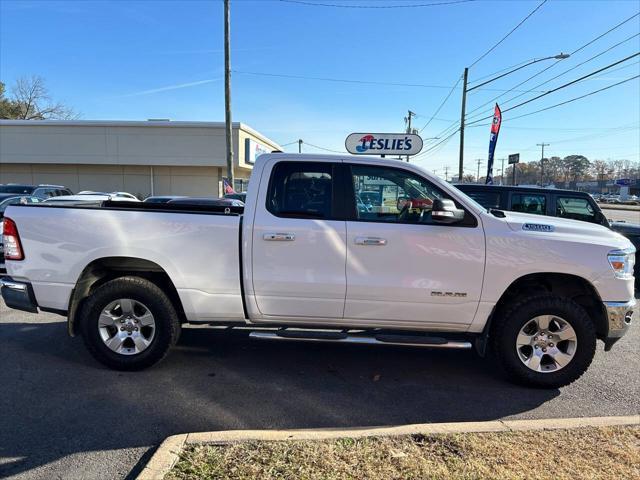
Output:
[[492, 273, 608, 338], [67, 257, 186, 336]]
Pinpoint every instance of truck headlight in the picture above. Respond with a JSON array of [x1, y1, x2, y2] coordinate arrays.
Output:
[[608, 248, 636, 279]]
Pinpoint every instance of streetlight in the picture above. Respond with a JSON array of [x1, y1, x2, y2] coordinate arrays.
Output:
[[467, 54, 570, 92], [457, 52, 570, 181]]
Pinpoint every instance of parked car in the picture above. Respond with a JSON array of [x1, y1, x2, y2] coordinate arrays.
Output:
[[42, 195, 112, 206], [358, 190, 382, 208], [0, 184, 73, 199], [77, 191, 141, 201], [0, 195, 41, 272], [143, 196, 187, 203], [44, 194, 140, 204], [223, 192, 247, 203], [455, 184, 640, 288], [167, 197, 245, 208], [2, 154, 636, 388]]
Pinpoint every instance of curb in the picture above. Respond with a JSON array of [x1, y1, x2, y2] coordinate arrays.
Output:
[[136, 414, 639, 480]]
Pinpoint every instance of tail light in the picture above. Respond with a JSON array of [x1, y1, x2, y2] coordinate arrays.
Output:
[[3, 217, 24, 260]]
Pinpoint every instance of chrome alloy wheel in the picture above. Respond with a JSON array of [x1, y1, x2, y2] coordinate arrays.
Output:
[[516, 315, 577, 373], [98, 299, 156, 355]]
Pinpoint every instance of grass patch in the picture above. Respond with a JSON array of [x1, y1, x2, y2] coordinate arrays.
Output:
[[167, 426, 639, 480]]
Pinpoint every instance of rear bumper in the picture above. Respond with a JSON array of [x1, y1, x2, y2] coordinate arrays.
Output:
[[602, 299, 636, 351], [0, 277, 38, 313]]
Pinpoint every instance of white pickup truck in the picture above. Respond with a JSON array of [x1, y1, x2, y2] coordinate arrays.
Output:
[[1, 154, 636, 388]]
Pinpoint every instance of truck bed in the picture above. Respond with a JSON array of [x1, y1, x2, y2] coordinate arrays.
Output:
[[4, 202, 246, 322]]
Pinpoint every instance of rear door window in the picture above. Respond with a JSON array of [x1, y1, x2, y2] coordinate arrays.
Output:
[[511, 193, 546, 215], [266, 162, 335, 219], [556, 196, 598, 223]]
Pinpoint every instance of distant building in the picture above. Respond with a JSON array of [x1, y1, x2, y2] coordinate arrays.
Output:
[[0, 120, 280, 197]]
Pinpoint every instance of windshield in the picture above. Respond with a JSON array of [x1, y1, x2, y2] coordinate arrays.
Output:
[[0, 185, 35, 194], [454, 190, 487, 211]]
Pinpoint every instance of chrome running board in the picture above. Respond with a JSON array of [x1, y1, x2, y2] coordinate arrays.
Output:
[[248, 330, 472, 349]]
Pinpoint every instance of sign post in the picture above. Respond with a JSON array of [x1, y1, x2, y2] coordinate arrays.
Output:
[[345, 133, 423, 157], [508, 153, 520, 186]]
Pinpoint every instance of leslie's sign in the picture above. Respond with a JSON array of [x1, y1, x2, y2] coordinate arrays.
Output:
[[345, 133, 423, 156]]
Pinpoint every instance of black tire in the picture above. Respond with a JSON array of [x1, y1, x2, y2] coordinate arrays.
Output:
[[79, 276, 181, 370], [491, 294, 596, 388]]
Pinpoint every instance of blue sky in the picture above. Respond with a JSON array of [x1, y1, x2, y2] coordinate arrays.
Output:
[[1, 0, 639, 177]]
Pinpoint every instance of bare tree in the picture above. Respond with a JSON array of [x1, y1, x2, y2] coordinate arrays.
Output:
[[591, 160, 610, 181], [9, 76, 77, 120]]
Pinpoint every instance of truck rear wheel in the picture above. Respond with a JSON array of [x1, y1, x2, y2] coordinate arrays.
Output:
[[79, 276, 181, 370], [492, 294, 596, 388]]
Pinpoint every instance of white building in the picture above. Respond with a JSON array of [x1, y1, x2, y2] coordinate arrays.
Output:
[[0, 120, 281, 197]]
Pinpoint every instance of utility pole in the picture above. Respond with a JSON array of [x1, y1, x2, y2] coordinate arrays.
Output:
[[405, 110, 416, 162], [537, 142, 550, 186], [500, 157, 505, 185], [512, 163, 517, 186], [224, 0, 234, 189], [444, 166, 450, 182], [458, 67, 468, 182], [476, 159, 483, 183], [298, 139, 303, 153]]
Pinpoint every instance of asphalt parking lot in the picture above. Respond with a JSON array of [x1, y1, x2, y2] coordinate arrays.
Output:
[[602, 206, 640, 224], [1, 301, 638, 480]]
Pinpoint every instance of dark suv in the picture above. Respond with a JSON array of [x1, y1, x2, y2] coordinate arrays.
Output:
[[0, 184, 73, 199], [455, 184, 639, 287]]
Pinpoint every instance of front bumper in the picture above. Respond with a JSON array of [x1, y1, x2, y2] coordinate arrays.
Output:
[[603, 299, 636, 351], [0, 277, 38, 313]]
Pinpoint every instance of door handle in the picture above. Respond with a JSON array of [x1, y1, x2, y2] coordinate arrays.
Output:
[[354, 236, 387, 246], [263, 232, 295, 241]]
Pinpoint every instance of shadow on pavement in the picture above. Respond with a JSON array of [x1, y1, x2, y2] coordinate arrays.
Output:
[[0, 320, 559, 478]]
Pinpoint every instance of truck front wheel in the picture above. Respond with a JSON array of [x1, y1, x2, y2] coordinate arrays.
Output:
[[492, 295, 596, 388], [79, 276, 181, 370]]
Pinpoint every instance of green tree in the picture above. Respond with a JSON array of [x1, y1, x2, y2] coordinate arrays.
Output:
[[563, 155, 590, 182], [0, 81, 21, 119]]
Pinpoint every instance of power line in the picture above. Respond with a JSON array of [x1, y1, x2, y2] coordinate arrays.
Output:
[[481, 32, 640, 116], [423, 119, 462, 148], [469, 75, 640, 126], [302, 141, 346, 154], [589, 59, 640, 78], [232, 69, 546, 92], [277, 0, 477, 8], [464, 11, 640, 120], [504, 75, 640, 122], [468, 0, 548, 68], [498, 53, 639, 116], [468, 58, 538, 85], [466, 52, 640, 126], [413, 128, 460, 159], [419, 75, 462, 132], [571, 11, 640, 56]]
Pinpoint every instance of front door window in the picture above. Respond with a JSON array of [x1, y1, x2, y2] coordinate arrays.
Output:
[[350, 164, 461, 225]]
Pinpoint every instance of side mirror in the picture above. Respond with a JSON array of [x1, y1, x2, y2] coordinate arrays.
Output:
[[397, 196, 410, 211], [431, 198, 465, 224]]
